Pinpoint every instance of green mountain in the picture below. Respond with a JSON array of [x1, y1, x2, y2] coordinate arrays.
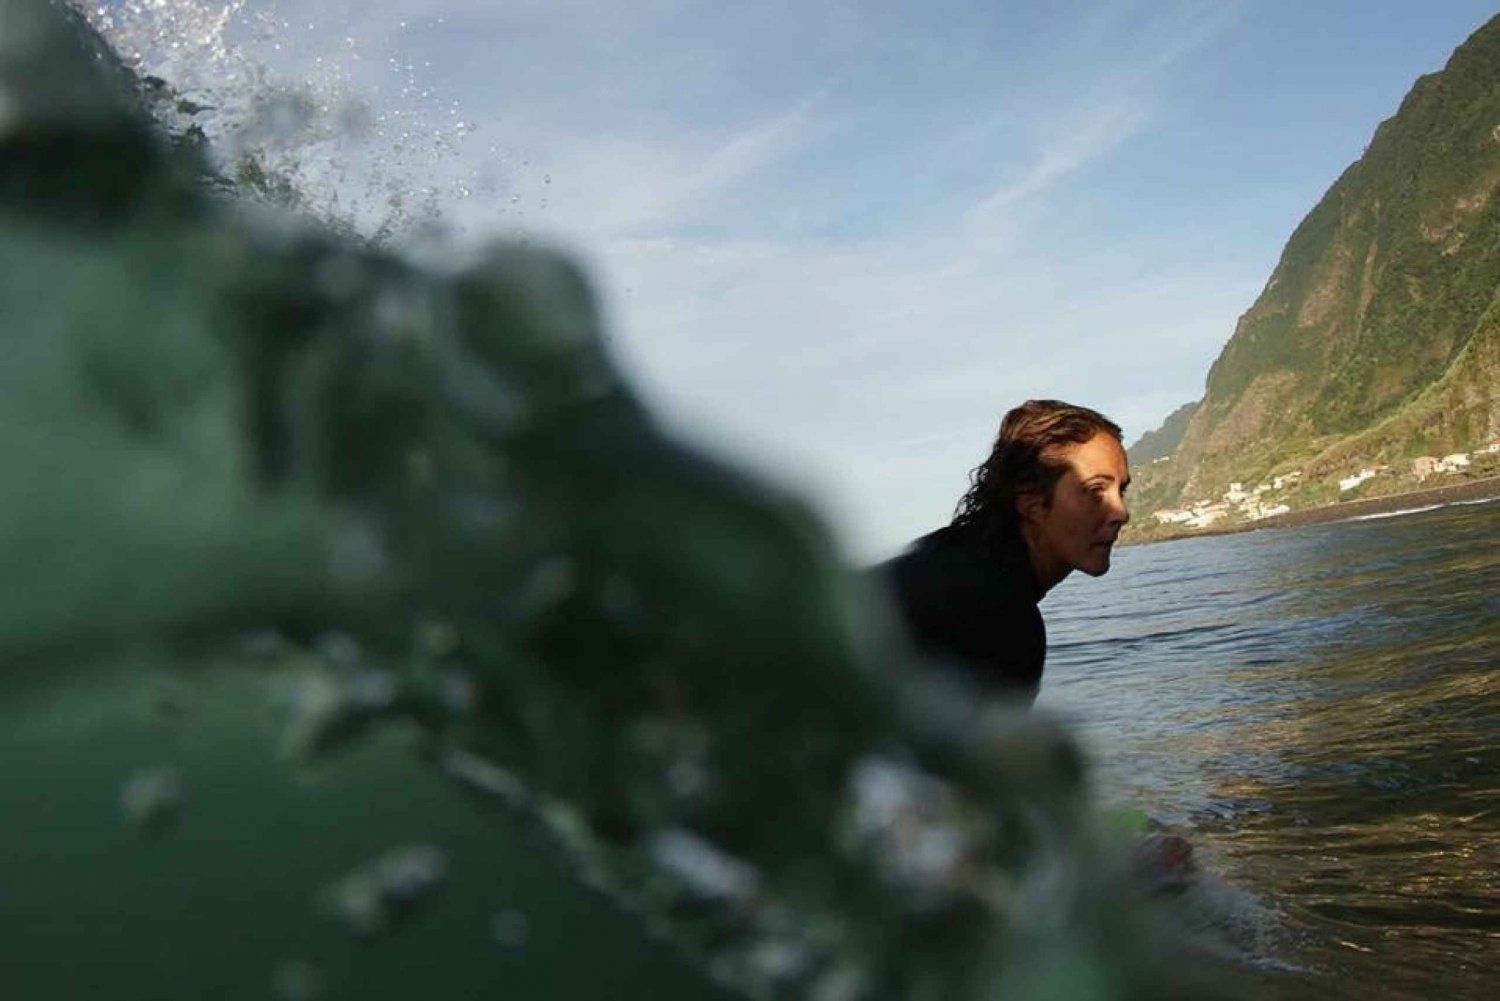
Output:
[[1137, 14, 1500, 509], [1127, 400, 1198, 464]]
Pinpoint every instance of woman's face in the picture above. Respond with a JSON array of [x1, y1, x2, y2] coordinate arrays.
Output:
[[1019, 432, 1131, 591]]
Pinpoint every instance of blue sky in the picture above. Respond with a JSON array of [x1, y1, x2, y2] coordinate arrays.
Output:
[[98, 0, 1500, 559]]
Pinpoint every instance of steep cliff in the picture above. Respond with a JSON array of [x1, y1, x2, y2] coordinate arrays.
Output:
[[1144, 15, 1500, 505]]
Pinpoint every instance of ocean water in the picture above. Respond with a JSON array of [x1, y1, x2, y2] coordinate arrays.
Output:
[[1040, 498, 1500, 1000]]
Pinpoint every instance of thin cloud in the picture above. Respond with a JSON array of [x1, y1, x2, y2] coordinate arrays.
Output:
[[961, 97, 1149, 234], [595, 96, 825, 238], [957, 1, 1236, 240]]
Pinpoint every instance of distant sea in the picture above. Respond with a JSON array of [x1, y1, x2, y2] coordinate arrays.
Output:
[[1041, 497, 1499, 1000]]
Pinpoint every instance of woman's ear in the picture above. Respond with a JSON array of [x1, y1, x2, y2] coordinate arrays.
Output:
[[1016, 489, 1047, 525]]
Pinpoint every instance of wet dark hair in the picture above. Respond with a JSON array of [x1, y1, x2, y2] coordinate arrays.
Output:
[[952, 399, 1122, 540]]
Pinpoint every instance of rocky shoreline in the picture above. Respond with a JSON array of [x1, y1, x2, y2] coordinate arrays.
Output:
[[1127, 475, 1500, 547]]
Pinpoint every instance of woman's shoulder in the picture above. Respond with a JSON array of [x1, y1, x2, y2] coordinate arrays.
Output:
[[881, 524, 1032, 596]]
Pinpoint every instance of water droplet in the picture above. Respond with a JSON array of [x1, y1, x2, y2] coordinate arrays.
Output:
[[648, 828, 759, 904], [280, 666, 401, 760], [120, 766, 184, 835], [329, 520, 390, 592], [443, 751, 529, 809], [513, 558, 577, 615], [747, 937, 814, 987], [420, 620, 460, 657], [810, 962, 870, 1001], [437, 668, 479, 716], [241, 630, 292, 659], [320, 845, 448, 937], [375, 844, 448, 904], [346, 670, 397, 709], [271, 960, 322, 1001], [322, 873, 383, 937], [844, 756, 981, 908], [489, 908, 530, 948], [666, 757, 707, 799], [316, 632, 362, 669]]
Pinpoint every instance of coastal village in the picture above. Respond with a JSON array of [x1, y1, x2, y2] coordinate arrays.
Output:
[[1145, 437, 1500, 533]]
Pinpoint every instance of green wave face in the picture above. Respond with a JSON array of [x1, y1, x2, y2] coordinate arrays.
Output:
[[0, 2, 1218, 998]]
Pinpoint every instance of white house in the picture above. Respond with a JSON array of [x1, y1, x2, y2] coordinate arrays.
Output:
[[1436, 453, 1471, 473], [1271, 471, 1302, 490], [1249, 503, 1291, 520], [1186, 504, 1229, 529]]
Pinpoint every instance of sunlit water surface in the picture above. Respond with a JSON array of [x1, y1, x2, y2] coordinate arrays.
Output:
[[1040, 499, 1499, 1000]]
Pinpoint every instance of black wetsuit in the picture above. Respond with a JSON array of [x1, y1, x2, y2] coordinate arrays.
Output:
[[876, 524, 1046, 704]]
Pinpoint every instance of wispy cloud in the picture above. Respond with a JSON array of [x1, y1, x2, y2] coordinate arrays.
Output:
[[538, 95, 824, 239], [957, 0, 1236, 240], [960, 97, 1149, 235]]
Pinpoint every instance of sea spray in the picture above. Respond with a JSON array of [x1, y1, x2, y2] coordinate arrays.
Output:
[[1, 1, 1229, 997], [85, 0, 479, 239]]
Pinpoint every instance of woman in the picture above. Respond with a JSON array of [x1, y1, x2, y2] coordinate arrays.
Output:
[[878, 399, 1131, 704]]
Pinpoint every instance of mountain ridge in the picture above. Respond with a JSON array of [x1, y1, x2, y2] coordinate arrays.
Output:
[[1130, 14, 1500, 523]]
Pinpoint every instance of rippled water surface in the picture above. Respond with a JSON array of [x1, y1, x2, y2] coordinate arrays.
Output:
[[1040, 499, 1500, 999]]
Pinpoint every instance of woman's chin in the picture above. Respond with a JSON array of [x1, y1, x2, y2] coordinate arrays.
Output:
[[1078, 549, 1113, 577]]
